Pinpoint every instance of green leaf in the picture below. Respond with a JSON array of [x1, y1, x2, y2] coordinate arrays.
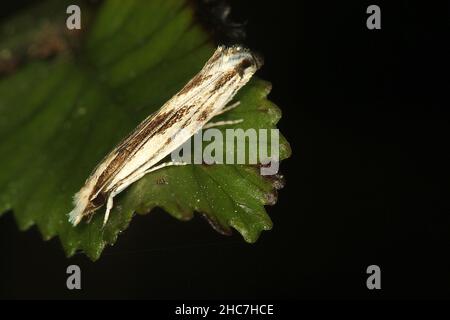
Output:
[[0, 0, 291, 260]]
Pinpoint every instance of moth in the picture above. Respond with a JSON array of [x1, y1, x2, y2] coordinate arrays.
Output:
[[69, 45, 263, 226]]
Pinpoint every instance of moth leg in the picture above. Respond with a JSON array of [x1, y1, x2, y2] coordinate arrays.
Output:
[[103, 194, 114, 227], [203, 119, 243, 129], [117, 161, 189, 190], [101, 162, 188, 226], [214, 101, 240, 116], [142, 161, 188, 175], [205, 101, 243, 128]]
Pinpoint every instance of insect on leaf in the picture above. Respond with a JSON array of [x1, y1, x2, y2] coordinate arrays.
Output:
[[0, 0, 292, 260]]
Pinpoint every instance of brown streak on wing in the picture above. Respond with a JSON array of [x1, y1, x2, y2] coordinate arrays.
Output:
[[92, 105, 196, 195], [92, 110, 173, 195], [98, 69, 236, 193], [177, 74, 212, 96], [116, 110, 171, 153], [197, 109, 211, 121], [110, 136, 175, 192], [211, 70, 236, 93], [157, 104, 195, 134]]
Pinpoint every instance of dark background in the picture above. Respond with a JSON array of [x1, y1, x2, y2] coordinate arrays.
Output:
[[1, 0, 449, 299]]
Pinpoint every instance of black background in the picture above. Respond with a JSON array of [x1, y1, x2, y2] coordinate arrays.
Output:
[[1, 0, 449, 299]]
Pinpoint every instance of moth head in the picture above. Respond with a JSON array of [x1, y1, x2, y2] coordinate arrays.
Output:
[[218, 45, 264, 79]]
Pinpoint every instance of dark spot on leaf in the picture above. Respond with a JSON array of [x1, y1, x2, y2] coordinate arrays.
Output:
[[156, 177, 168, 185], [201, 213, 232, 236], [265, 190, 278, 206], [261, 173, 285, 190], [0, 52, 21, 76]]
